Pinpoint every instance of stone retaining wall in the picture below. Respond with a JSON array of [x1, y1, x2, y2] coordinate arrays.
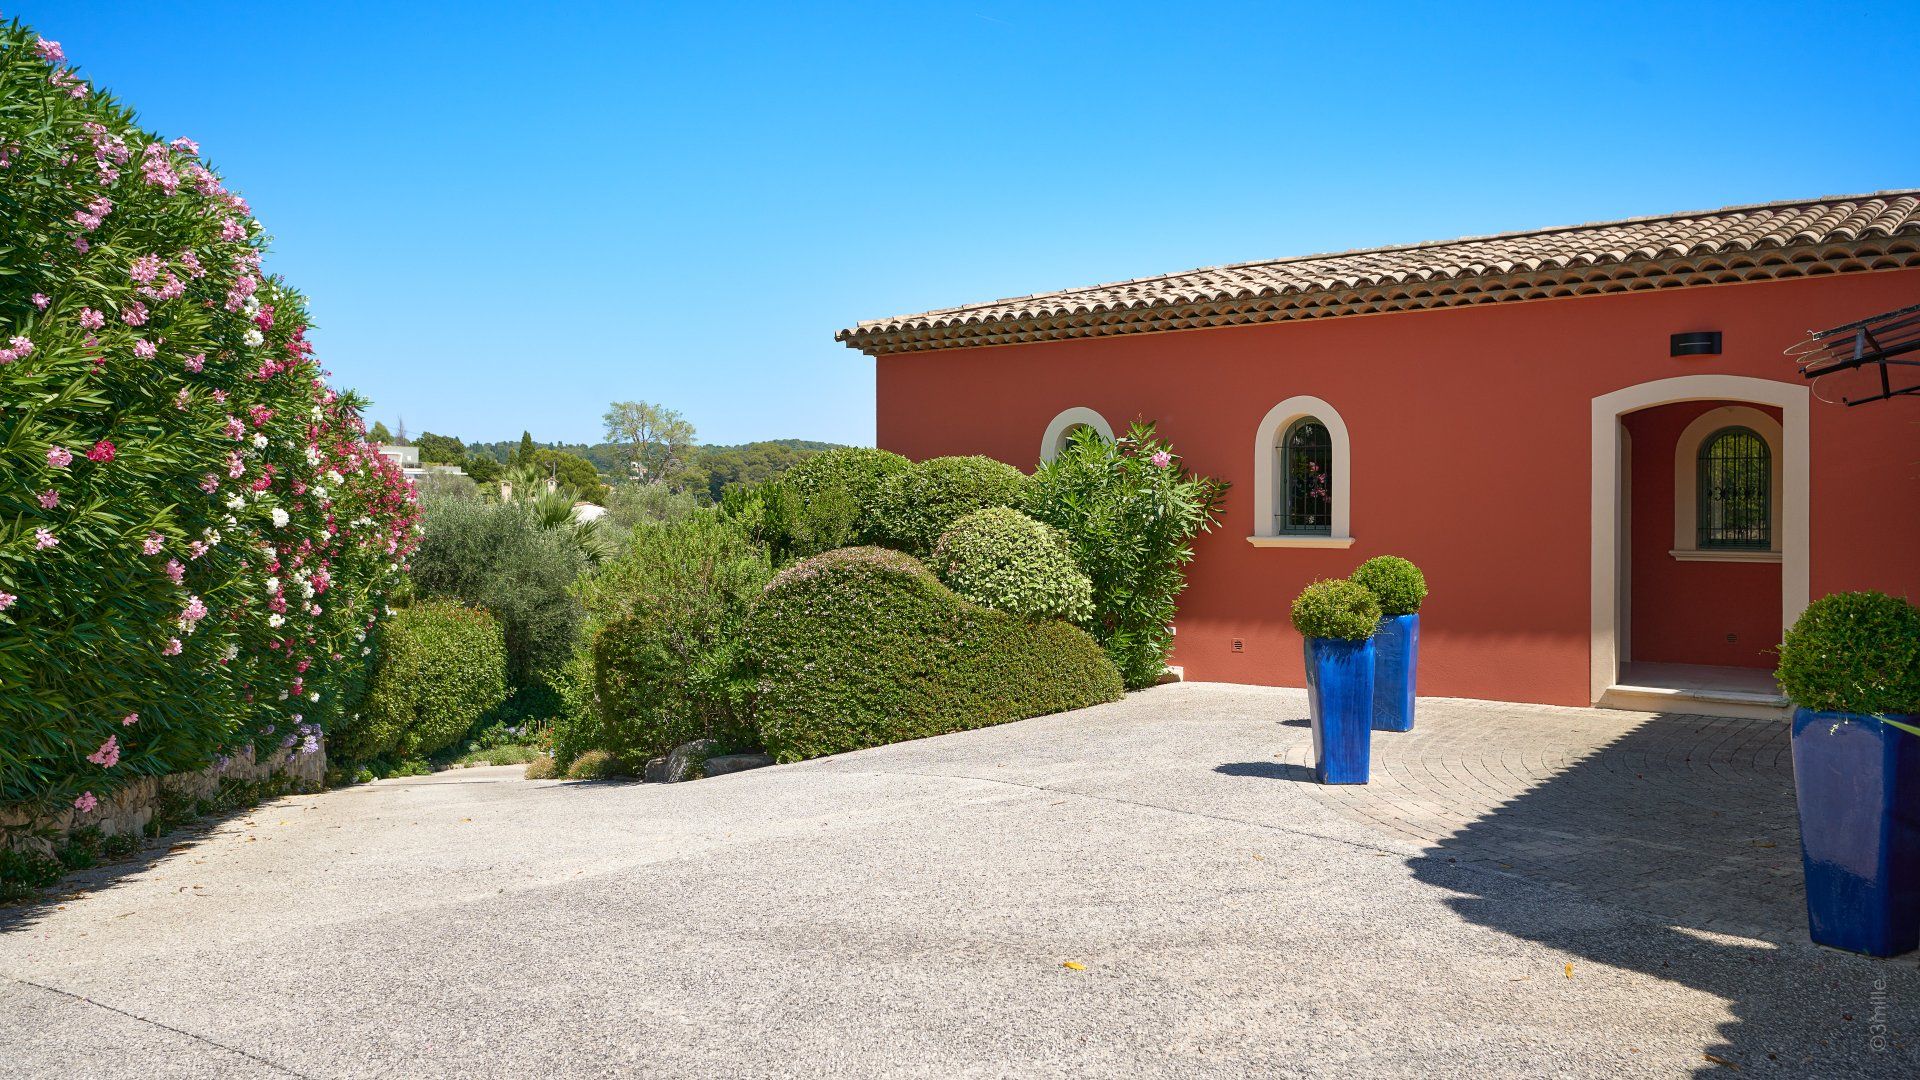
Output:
[[0, 743, 326, 857]]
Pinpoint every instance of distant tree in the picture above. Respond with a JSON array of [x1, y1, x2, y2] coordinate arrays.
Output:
[[414, 431, 466, 465], [395, 416, 410, 445], [369, 420, 393, 444], [514, 431, 536, 466], [603, 401, 696, 484], [464, 453, 503, 485], [529, 448, 611, 504]]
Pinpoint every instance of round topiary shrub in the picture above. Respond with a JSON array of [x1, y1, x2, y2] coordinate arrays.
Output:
[[564, 749, 623, 780], [341, 602, 508, 761], [870, 455, 1029, 556], [1776, 591, 1920, 716], [1291, 580, 1381, 641], [783, 446, 913, 509], [744, 546, 1123, 762], [929, 507, 1092, 623], [1350, 555, 1428, 617]]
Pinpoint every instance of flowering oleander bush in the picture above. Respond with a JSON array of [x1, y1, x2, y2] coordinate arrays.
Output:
[[0, 24, 417, 815]]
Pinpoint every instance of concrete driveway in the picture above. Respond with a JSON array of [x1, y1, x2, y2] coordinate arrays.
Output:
[[2, 684, 1914, 1078]]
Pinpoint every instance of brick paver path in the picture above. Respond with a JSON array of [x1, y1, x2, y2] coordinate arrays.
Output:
[[1275, 696, 1803, 938]]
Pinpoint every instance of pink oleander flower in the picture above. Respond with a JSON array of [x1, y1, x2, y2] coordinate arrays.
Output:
[[74, 791, 97, 814], [133, 338, 157, 359], [38, 489, 59, 509], [219, 217, 246, 242], [34, 528, 59, 550], [174, 388, 191, 410], [180, 595, 207, 623], [1150, 450, 1173, 468], [184, 353, 206, 372], [199, 474, 220, 493], [47, 445, 73, 468], [87, 439, 116, 463], [142, 532, 165, 555], [1, 335, 35, 363], [123, 712, 140, 725], [129, 254, 163, 283], [160, 638, 182, 656], [0, 591, 15, 613], [211, 389, 228, 404], [224, 416, 245, 439], [31, 293, 49, 309], [121, 301, 149, 326], [88, 735, 121, 768], [165, 559, 185, 584], [73, 235, 90, 254], [34, 38, 66, 64], [170, 136, 200, 156], [178, 250, 204, 278], [78, 307, 105, 331]]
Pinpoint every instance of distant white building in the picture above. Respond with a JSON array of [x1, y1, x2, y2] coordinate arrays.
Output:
[[375, 443, 463, 482]]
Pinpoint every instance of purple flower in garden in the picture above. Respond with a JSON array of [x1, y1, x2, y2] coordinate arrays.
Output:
[[300, 734, 321, 755], [47, 445, 72, 468], [73, 791, 97, 814], [33, 38, 65, 64], [1150, 450, 1173, 468], [0, 591, 15, 613], [37, 489, 58, 509], [34, 528, 58, 550], [31, 293, 49, 309], [87, 735, 120, 768], [142, 532, 165, 555]]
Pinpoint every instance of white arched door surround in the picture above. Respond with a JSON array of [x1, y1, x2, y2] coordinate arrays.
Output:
[[1670, 405, 1784, 561], [1248, 395, 1353, 548], [1590, 375, 1809, 703], [1039, 406, 1114, 464]]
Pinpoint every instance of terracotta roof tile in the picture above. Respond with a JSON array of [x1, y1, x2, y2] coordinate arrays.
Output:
[[837, 192, 1920, 356]]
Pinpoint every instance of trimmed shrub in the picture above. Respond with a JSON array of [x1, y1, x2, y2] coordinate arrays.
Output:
[[0, 24, 417, 816], [339, 603, 508, 761], [783, 446, 912, 521], [930, 507, 1092, 622], [1291, 580, 1381, 641], [721, 478, 859, 566], [1023, 423, 1226, 688], [1350, 555, 1427, 617], [408, 498, 586, 688], [524, 755, 560, 780], [1776, 591, 1920, 717], [744, 546, 1124, 762], [871, 455, 1029, 556], [574, 512, 771, 764], [565, 749, 623, 780]]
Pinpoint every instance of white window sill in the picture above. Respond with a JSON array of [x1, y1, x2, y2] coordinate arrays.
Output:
[[1247, 535, 1356, 549], [1669, 548, 1781, 564]]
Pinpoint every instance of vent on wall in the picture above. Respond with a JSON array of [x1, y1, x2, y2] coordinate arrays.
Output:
[[1231, 639, 1245, 653]]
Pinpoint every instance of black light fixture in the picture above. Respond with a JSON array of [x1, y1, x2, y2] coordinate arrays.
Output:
[[1670, 331, 1722, 357]]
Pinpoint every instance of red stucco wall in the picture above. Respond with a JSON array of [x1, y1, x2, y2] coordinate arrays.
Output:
[[873, 268, 1920, 706], [1624, 401, 1782, 670]]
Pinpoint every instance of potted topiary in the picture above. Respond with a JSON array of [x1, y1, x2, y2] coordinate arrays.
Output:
[[1291, 579, 1382, 784], [1775, 590, 1920, 957], [1349, 556, 1428, 733]]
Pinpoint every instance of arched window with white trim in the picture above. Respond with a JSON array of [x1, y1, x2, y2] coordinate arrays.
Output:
[[1039, 406, 1114, 464], [1669, 405, 1782, 562], [1250, 396, 1353, 547]]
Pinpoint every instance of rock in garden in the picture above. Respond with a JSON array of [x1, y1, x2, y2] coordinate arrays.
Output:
[[663, 740, 719, 783], [702, 753, 774, 777]]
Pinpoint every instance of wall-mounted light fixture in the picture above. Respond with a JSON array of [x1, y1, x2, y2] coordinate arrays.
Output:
[[1670, 331, 1723, 357]]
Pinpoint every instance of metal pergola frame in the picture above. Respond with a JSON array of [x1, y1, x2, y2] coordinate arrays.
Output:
[[1788, 301, 1920, 406]]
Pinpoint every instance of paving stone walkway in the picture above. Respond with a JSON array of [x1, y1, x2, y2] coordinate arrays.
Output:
[[1273, 695, 1804, 938]]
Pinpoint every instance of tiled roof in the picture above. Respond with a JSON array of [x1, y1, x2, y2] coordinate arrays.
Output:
[[837, 192, 1920, 356]]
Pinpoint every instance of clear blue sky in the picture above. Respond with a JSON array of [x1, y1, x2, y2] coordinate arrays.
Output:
[[26, 1, 1920, 447]]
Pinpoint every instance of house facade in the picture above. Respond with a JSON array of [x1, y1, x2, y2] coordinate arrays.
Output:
[[839, 193, 1920, 714]]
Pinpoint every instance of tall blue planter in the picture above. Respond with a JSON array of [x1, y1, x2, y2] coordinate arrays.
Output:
[[1371, 613, 1419, 732], [1304, 636, 1375, 784], [1790, 707, 1920, 957]]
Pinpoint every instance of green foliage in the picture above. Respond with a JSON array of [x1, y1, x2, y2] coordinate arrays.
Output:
[[675, 440, 846, 502], [583, 513, 771, 762], [565, 749, 624, 780], [1291, 579, 1382, 641], [342, 602, 508, 761], [603, 483, 698, 530], [369, 421, 394, 444], [744, 547, 1124, 762], [1350, 555, 1428, 617], [0, 23, 416, 816], [929, 507, 1093, 622], [721, 478, 860, 566], [0, 846, 63, 904], [1023, 423, 1226, 688], [408, 498, 587, 687], [463, 454, 502, 484], [1776, 591, 1920, 718], [602, 400, 696, 484], [871, 455, 1029, 557], [524, 754, 561, 779], [451, 744, 539, 768], [527, 448, 610, 504], [413, 431, 465, 465]]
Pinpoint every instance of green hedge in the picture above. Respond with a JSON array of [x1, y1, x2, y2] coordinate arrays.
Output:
[[871, 455, 1029, 556], [744, 546, 1123, 762], [1350, 555, 1427, 617], [1776, 591, 1920, 717], [930, 507, 1092, 622], [337, 602, 508, 761], [1291, 579, 1380, 641]]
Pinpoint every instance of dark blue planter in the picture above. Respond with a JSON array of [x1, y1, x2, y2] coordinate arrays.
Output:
[[1790, 707, 1920, 957], [1371, 613, 1419, 732], [1304, 636, 1375, 784]]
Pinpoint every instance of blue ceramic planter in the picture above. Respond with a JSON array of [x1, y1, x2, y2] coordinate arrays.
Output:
[[1370, 613, 1419, 732], [1790, 707, 1920, 957], [1304, 636, 1375, 784]]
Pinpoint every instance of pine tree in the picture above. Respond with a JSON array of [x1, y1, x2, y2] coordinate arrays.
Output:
[[514, 430, 535, 466], [369, 420, 392, 443]]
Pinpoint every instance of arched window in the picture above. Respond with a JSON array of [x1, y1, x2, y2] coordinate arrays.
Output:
[[1697, 426, 1771, 549], [1279, 418, 1333, 535], [1039, 407, 1114, 464]]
